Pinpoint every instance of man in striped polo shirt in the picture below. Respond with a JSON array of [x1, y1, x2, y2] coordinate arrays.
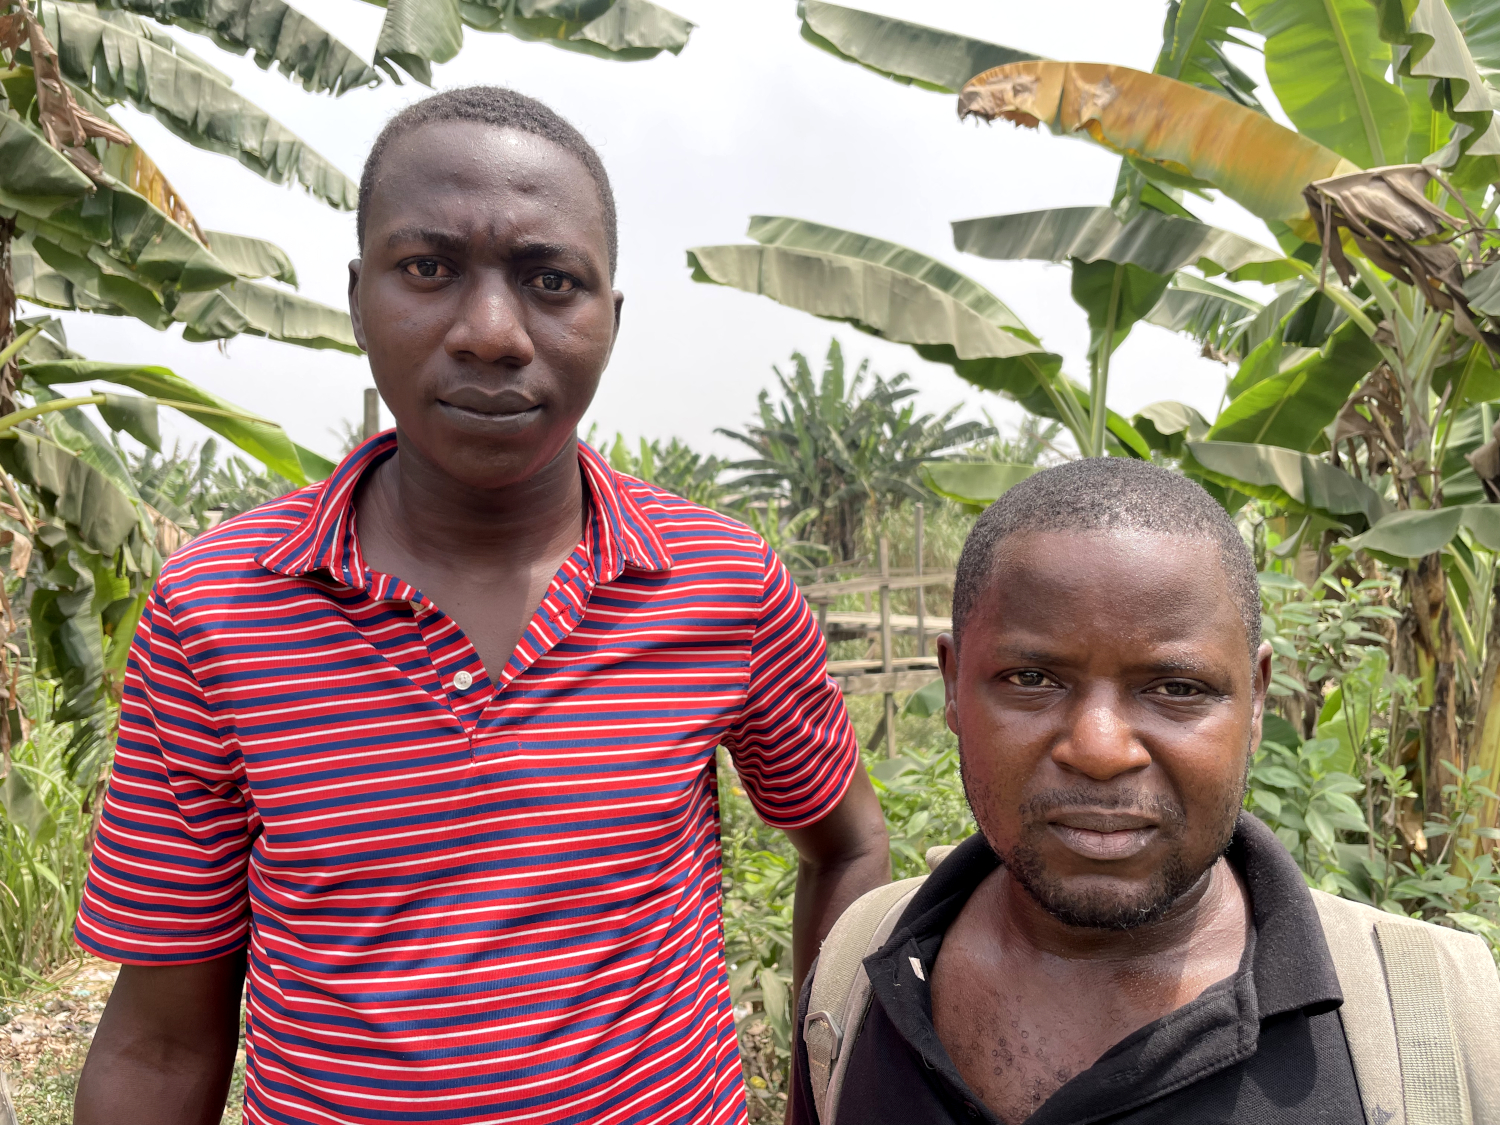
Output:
[[73, 86, 889, 1125]]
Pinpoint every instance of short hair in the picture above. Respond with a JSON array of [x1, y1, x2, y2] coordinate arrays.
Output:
[[951, 458, 1262, 656], [357, 86, 619, 278]]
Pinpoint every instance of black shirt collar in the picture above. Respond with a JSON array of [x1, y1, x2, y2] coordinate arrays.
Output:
[[858, 812, 1344, 1125]]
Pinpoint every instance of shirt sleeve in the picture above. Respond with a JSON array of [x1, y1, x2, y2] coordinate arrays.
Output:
[[73, 580, 253, 965], [722, 543, 860, 829]]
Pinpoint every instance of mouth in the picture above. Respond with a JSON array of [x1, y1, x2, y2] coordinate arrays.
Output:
[[1046, 811, 1160, 862], [435, 390, 543, 428]]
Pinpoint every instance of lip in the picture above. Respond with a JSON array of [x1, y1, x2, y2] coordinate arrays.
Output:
[[435, 390, 543, 432], [1047, 811, 1160, 862]]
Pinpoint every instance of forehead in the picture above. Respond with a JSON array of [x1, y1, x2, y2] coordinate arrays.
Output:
[[976, 530, 1246, 654], [364, 120, 606, 242]]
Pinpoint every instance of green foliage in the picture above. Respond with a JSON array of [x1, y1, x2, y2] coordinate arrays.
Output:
[[129, 439, 297, 532], [599, 432, 729, 510], [0, 676, 95, 997], [718, 340, 992, 562]]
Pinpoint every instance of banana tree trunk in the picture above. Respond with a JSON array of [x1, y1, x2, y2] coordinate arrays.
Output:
[[1411, 554, 1462, 817]]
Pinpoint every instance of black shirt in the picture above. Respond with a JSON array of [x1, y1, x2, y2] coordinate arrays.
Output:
[[790, 813, 1365, 1125]]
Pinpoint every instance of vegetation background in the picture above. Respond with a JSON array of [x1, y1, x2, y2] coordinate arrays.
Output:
[[5, 0, 1500, 1121]]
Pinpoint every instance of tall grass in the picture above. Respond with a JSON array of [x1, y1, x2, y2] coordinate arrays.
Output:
[[0, 677, 95, 997]]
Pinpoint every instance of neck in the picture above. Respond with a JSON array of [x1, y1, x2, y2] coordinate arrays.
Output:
[[989, 857, 1246, 965], [364, 431, 585, 568]]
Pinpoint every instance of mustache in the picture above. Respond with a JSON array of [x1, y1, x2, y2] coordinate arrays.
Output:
[[1020, 786, 1187, 829]]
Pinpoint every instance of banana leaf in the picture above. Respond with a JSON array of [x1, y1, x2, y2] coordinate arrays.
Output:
[[920, 461, 1037, 507], [951, 206, 1295, 282], [93, 0, 382, 95], [1240, 0, 1409, 169], [1341, 505, 1497, 559], [1134, 400, 1211, 456], [374, 0, 462, 85], [0, 107, 96, 214], [1378, 0, 1500, 163], [21, 359, 308, 483], [1208, 318, 1382, 449], [377, 0, 693, 82], [686, 242, 1051, 387], [0, 432, 140, 556], [173, 279, 359, 352], [1154, 0, 1263, 109], [30, 384, 147, 497], [748, 216, 1034, 336], [1185, 439, 1387, 528], [36, 1, 357, 208], [797, 0, 1035, 93], [1144, 274, 1264, 357], [958, 61, 1360, 239], [20, 231, 170, 327], [202, 230, 298, 285]]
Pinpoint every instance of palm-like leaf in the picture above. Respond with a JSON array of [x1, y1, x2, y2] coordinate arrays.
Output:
[[796, 0, 1034, 94], [36, 1, 357, 207], [373, 0, 694, 85], [94, 0, 381, 94], [958, 61, 1360, 239], [1154, 0, 1263, 110]]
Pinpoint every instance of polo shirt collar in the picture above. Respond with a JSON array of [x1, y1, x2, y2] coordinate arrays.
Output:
[[257, 433, 672, 588]]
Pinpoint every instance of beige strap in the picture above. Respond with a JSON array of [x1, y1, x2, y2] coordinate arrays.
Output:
[[805, 876, 925, 1124], [1375, 922, 1468, 1125], [1313, 889, 1500, 1125], [1313, 891, 1408, 1125]]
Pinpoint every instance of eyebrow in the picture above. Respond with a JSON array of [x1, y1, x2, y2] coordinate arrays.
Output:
[[384, 229, 590, 269], [999, 648, 1222, 677]]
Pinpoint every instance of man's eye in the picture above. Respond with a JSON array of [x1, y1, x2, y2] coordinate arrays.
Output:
[[1149, 681, 1201, 698], [1005, 670, 1051, 688], [531, 272, 575, 293], [403, 260, 454, 279]]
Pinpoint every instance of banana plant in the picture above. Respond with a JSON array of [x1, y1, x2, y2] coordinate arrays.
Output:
[[768, 0, 1500, 853]]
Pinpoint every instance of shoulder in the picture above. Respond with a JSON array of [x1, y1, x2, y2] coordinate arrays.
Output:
[[1310, 889, 1498, 989], [152, 483, 322, 597], [612, 473, 775, 572]]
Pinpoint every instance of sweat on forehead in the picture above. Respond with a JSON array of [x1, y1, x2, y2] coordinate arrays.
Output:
[[951, 458, 1262, 656], [356, 85, 618, 278]]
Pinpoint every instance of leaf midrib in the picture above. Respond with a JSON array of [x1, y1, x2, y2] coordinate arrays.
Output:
[[1322, 0, 1386, 165]]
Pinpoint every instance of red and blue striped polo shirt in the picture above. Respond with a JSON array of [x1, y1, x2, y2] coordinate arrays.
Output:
[[75, 434, 860, 1124]]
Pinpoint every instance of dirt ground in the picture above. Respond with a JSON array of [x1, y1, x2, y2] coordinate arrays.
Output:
[[0, 957, 245, 1124]]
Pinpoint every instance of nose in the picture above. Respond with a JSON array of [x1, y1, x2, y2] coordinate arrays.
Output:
[[1051, 686, 1151, 781], [443, 272, 536, 366]]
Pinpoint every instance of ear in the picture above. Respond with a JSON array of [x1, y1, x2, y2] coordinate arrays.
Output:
[[1249, 640, 1273, 748], [937, 632, 960, 737], [348, 258, 367, 352]]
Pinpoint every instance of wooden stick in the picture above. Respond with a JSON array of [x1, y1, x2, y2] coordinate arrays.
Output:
[[880, 537, 895, 758], [915, 503, 926, 658]]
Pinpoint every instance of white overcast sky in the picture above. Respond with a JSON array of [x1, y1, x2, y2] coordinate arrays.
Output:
[[25, 0, 1291, 463]]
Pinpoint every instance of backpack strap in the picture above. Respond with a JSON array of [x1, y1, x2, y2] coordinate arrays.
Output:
[[1313, 889, 1500, 1125], [804, 876, 925, 1125]]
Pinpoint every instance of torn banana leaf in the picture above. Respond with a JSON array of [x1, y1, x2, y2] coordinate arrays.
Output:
[[93, 0, 382, 95], [958, 61, 1359, 239], [35, 1, 358, 208]]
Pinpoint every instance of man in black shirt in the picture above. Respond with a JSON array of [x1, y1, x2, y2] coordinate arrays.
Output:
[[791, 458, 1369, 1124]]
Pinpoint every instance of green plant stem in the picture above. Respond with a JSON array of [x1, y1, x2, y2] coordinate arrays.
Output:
[[0, 395, 107, 434], [0, 326, 43, 372], [1022, 356, 1091, 454], [1287, 258, 1381, 338], [1432, 344, 1483, 482], [1090, 265, 1123, 459]]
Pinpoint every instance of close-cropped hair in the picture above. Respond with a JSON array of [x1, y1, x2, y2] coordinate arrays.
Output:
[[951, 457, 1262, 657], [357, 85, 619, 278]]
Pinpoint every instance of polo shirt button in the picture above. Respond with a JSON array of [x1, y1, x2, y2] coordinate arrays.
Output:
[[454, 670, 473, 691]]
